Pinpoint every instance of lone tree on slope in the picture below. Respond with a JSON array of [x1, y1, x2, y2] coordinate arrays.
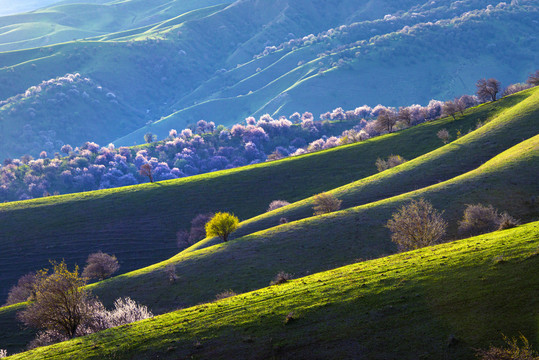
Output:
[[205, 212, 239, 242], [375, 108, 398, 133], [82, 252, 120, 281], [386, 198, 447, 251], [17, 261, 94, 339], [139, 163, 154, 183]]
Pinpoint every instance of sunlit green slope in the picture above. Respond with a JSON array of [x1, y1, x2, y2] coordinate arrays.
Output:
[[77, 133, 539, 316], [0, 90, 537, 353], [7, 222, 539, 359]]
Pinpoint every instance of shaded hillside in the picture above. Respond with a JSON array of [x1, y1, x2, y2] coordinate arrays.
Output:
[[0, 0, 228, 52], [0, 103, 440, 301], [0, 0, 537, 158], [220, 86, 539, 243], [0, 89, 537, 355], [76, 133, 539, 316], [6, 222, 539, 359], [114, 1, 539, 145], [0, 88, 536, 304]]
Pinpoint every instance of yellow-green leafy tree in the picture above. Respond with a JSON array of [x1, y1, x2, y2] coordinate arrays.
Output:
[[205, 212, 239, 242]]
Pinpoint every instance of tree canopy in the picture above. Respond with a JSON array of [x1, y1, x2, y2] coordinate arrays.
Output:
[[205, 212, 239, 242]]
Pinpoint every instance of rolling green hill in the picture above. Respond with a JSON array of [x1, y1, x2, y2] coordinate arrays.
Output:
[[220, 85, 539, 244], [5, 222, 539, 359], [0, 92, 539, 354], [72, 132, 539, 316], [1, 87, 538, 302], [1, 89, 533, 305]]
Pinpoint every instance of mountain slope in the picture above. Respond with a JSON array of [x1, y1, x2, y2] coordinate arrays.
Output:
[[76, 133, 539, 315], [1, 0, 537, 158], [220, 86, 539, 243], [6, 222, 539, 359], [0, 0, 229, 52], [0, 88, 536, 303], [113, 1, 539, 145], [0, 89, 537, 354]]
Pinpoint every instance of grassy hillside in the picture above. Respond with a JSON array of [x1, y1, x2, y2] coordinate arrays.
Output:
[[0, 89, 536, 302], [0, 1, 60, 17], [71, 132, 539, 317], [0, 89, 536, 353], [0, 0, 228, 51], [6, 222, 539, 359], [1, 0, 537, 158], [221, 86, 539, 243]]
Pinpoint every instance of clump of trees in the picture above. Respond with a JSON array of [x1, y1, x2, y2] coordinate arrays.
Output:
[[0, 75, 521, 204], [16, 261, 152, 349], [475, 334, 538, 360], [458, 204, 519, 237], [374, 108, 398, 133], [313, 192, 342, 215], [386, 198, 447, 251], [205, 212, 239, 242], [387, 199, 521, 251], [270, 271, 293, 285], [144, 132, 157, 144], [267, 200, 290, 212], [81, 252, 120, 281], [502, 83, 532, 97], [375, 155, 407, 172], [4, 272, 38, 305]]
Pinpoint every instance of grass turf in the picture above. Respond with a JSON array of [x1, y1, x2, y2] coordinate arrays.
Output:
[[5, 221, 539, 359], [2, 85, 518, 302]]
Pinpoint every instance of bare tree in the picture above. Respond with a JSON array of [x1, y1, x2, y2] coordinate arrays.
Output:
[[387, 198, 447, 251], [18, 261, 94, 339], [527, 70, 539, 86], [5, 272, 38, 305], [267, 200, 290, 212], [82, 252, 120, 281], [442, 100, 459, 120], [397, 107, 413, 127], [188, 213, 214, 243], [139, 163, 153, 183], [455, 97, 468, 115], [375, 109, 397, 133], [313, 192, 342, 215], [437, 129, 451, 144], [476, 78, 501, 102], [458, 204, 519, 237]]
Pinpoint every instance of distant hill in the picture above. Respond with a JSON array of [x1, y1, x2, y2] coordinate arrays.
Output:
[[0, 0, 537, 159], [0, 1, 61, 17]]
